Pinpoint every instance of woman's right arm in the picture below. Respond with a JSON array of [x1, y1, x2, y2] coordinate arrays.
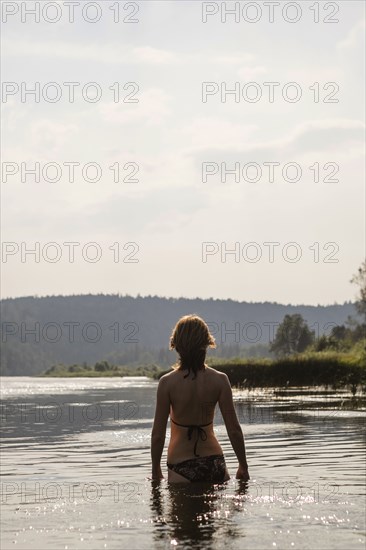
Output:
[[218, 373, 250, 480]]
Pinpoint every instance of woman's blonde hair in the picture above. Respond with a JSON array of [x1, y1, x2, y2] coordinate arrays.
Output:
[[169, 314, 216, 379]]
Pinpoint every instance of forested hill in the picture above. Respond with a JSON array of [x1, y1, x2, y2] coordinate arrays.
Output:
[[0, 294, 356, 376]]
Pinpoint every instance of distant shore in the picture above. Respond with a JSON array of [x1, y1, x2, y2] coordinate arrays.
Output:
[[39, 351, 365, 393], [40, 363, 160, 379]]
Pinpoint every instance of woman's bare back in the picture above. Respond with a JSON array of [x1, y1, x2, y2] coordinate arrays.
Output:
[[165, 365, 226, 463]]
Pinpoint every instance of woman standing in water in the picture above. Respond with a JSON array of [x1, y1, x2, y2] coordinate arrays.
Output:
[[150, 314, 250, 483]]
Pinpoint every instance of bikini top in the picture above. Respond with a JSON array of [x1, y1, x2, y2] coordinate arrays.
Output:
[[170, 417, 212, 457]]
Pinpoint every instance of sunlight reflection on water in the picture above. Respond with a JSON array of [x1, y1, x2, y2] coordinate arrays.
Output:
[[0, 377, 365, 549]]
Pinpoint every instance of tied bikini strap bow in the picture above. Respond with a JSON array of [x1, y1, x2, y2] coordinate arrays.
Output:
[[186, 425, 208, 457], [170, 418, 212, 457]]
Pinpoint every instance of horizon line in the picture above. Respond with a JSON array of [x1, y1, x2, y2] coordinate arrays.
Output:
[[0, 292, 356, 309]]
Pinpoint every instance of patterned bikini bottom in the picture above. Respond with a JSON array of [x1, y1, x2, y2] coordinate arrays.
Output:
[[167, 454, 227, 483]]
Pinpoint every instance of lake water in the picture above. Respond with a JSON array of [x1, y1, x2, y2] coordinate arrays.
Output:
[[0, 376, 365, 550]]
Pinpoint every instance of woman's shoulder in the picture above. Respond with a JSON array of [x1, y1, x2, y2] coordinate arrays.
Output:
[[158, 369, 175, 382], [205, 365, 226, 378], [160, 365, 226, 383], [204, 366, 228, 388], [159, 366, 182, 381]]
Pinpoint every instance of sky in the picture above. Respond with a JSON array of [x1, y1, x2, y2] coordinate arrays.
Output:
[[1, 0, 365, 305]]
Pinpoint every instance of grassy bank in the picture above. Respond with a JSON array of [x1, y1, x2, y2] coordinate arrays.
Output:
[[40, 351, 365, 393], [157, 351, 366, 393]]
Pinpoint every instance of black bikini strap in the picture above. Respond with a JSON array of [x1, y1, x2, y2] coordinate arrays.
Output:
[[170, 418, 212, 428], [170, 418, 212, 456]]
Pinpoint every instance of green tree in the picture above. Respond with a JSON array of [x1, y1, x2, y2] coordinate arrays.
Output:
[[270, 314, 315, 357], [94, 360, 110, 372], [350, 260, 366, 319], [331, 325, 347, 340]]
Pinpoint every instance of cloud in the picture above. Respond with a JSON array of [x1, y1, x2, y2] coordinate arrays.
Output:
[[1, 98, 28, 133], [214, 53, 255, 65], [2, 37, 260, 69], [85, 185, 208, 233], [284, 119, 365, 155], [3, 184, 210, 239], [180, 116, 258, 149], [337, 19, 365, 52], [97, 87, 172, 125], [2, 38, 179, 65], [236, 66, 267, 80], [187, 118, 365, 161], [30, 120, 79, 156], [3, 117, 79, 159], [132, 46, 177, 64]]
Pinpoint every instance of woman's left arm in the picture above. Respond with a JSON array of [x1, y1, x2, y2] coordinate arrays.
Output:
[[151, 376, 170, 479]]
